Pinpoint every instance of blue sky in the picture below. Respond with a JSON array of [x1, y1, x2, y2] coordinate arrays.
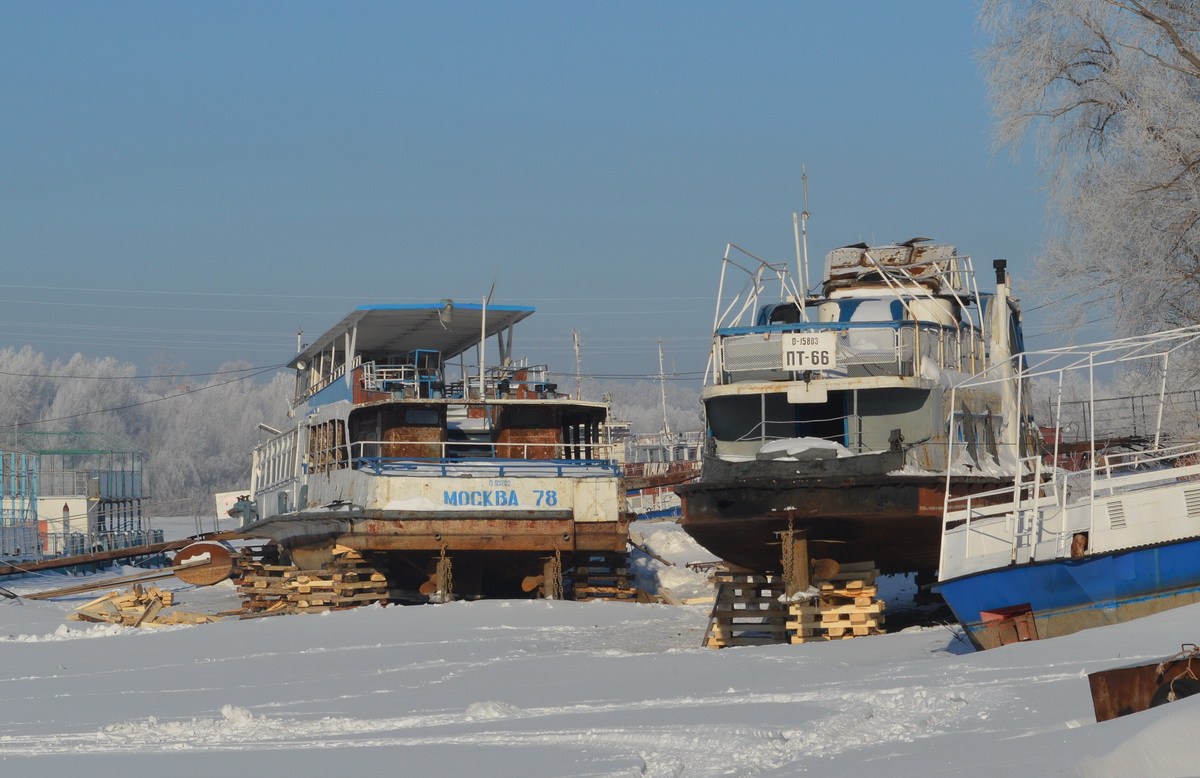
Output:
[[1, 2, 1057, 385]]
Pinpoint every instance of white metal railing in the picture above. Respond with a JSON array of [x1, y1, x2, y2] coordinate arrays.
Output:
[[717, 322, 985, 384], [944, 453, 1051, 564], [361, 363, 423, 394], [356, 359, 560, 401], [1, 527, 165, 563], [296, 440, 620, 479], [942, 441, 1200, 572], [35, 469, 92, 497], [252, 427, 301, 493], [735, 415, 853, 444], [297, 355, 362, 406], [338, 439, 617, 464]]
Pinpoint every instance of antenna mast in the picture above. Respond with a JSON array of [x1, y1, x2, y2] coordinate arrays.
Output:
[[658, 342, 671, 435], [572, 330, 583, 400], [792, 164, 812, 321]]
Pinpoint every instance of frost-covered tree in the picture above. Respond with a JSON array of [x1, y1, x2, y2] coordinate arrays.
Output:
[[589, 379, 703, 434], [981, 1, 1200, 335], [43, 354, 146, 437], [0, 347, 291, 512], [0, 347, 53, 428], [143, 366, 292, 507]]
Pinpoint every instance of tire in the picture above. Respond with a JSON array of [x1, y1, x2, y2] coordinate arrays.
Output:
[[1149, 676, 1200, 707]]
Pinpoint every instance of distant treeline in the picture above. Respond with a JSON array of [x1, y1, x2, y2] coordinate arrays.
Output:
[[0, 347, 703, 514]]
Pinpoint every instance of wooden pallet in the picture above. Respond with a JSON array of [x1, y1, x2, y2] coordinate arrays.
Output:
[[788, 562, 885, 643], [572, 551, 639, 601], [704, 569, 789, 648], [233, 546, 389, 614]]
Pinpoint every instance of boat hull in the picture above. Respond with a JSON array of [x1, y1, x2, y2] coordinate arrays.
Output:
[[238, 510, 630, 597], [679, 471, 1004, 575], [241, 510, 629, 554], [937, 537, 1200, 650]]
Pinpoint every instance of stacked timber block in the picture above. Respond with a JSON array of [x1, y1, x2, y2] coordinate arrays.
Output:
[[787, 561, 885, 643], [68, 583, 220, 627], [234, 547, 389, 614], [572, 551, 638, 601], [704, 568, 789, 648]]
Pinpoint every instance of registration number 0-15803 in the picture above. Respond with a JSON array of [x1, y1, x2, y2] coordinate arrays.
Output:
[[782, 332, 838, 370]]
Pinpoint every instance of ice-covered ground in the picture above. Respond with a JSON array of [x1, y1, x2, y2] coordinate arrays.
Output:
[[0, 517, 1196, 776]]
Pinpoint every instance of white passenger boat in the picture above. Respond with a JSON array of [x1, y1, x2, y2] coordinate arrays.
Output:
[[231, 301, 627, 599], [678, 238, 1032, 583]]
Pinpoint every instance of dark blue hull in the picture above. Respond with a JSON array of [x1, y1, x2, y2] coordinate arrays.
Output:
[[936, 537, 1200, 650]]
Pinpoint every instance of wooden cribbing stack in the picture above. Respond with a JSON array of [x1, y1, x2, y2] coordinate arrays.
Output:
[[571, 551, 638, 601], [234, 545, 389, 614], [702, 566, 789, 648], [788, 561, 885, 643], [704, 522, 887, 648]]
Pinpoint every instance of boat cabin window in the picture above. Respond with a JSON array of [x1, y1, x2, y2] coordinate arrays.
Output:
[[818, 298, 905, 323], [705, 393, 847, 451], [506, 407, 547, 428], [307, 419, 349, 472], [405, 409, 441, 426], [755, 302, 820, 326]]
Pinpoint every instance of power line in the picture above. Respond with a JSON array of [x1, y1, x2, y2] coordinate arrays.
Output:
[[5, 365, 282, 429], [0, 362, 287, 381], [0, 282, 711, 304]]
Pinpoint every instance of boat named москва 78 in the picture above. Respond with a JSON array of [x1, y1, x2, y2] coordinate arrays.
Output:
[[230, 301, 628, 600]]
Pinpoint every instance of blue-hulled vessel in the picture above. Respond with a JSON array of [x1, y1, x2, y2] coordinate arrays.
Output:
[[937, 325, 1200, 649]]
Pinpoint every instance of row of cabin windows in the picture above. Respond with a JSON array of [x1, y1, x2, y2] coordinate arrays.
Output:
[[704, 390, 1000, 464]]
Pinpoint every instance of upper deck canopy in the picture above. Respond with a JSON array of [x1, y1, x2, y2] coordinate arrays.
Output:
[[290, 303, 535, 368]]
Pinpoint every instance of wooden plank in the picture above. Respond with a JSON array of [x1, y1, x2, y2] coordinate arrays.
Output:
[[23, 560, 208, 600], [76, 590, 122, 611], [819, 601, 886, 616], [133, 598, 163, 627]]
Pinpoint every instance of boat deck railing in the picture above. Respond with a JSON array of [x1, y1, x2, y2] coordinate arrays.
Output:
[[715, 320, 985, 384], [359, 360, 559, 401], [356, 457, 618, 478], [941, 440, 1200, 575], [302, 439, 619, 478], [1, 527, 165, 565]]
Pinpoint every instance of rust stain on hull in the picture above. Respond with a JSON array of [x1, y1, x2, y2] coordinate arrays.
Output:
[[679, 476, 1005, 575]]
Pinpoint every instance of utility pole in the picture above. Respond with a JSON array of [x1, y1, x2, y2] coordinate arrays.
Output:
[[572, 330, 583, 400], [658, 342, 671, 435]]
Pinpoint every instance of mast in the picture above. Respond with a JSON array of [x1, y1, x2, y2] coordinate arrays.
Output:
[[573, 329, 583, 400], [658, 342, 671, 435], [793, 164, 812, 321], [479, 295, 487, 400]]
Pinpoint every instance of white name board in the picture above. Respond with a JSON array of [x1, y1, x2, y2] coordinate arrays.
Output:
[[782, 332, 837, 371]]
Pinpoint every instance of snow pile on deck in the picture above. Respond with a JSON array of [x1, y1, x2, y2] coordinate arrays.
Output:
[[756, 436, 854, 461]]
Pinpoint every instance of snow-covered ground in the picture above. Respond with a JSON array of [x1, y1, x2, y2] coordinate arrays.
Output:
[[1, 517, 1197, 776]]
